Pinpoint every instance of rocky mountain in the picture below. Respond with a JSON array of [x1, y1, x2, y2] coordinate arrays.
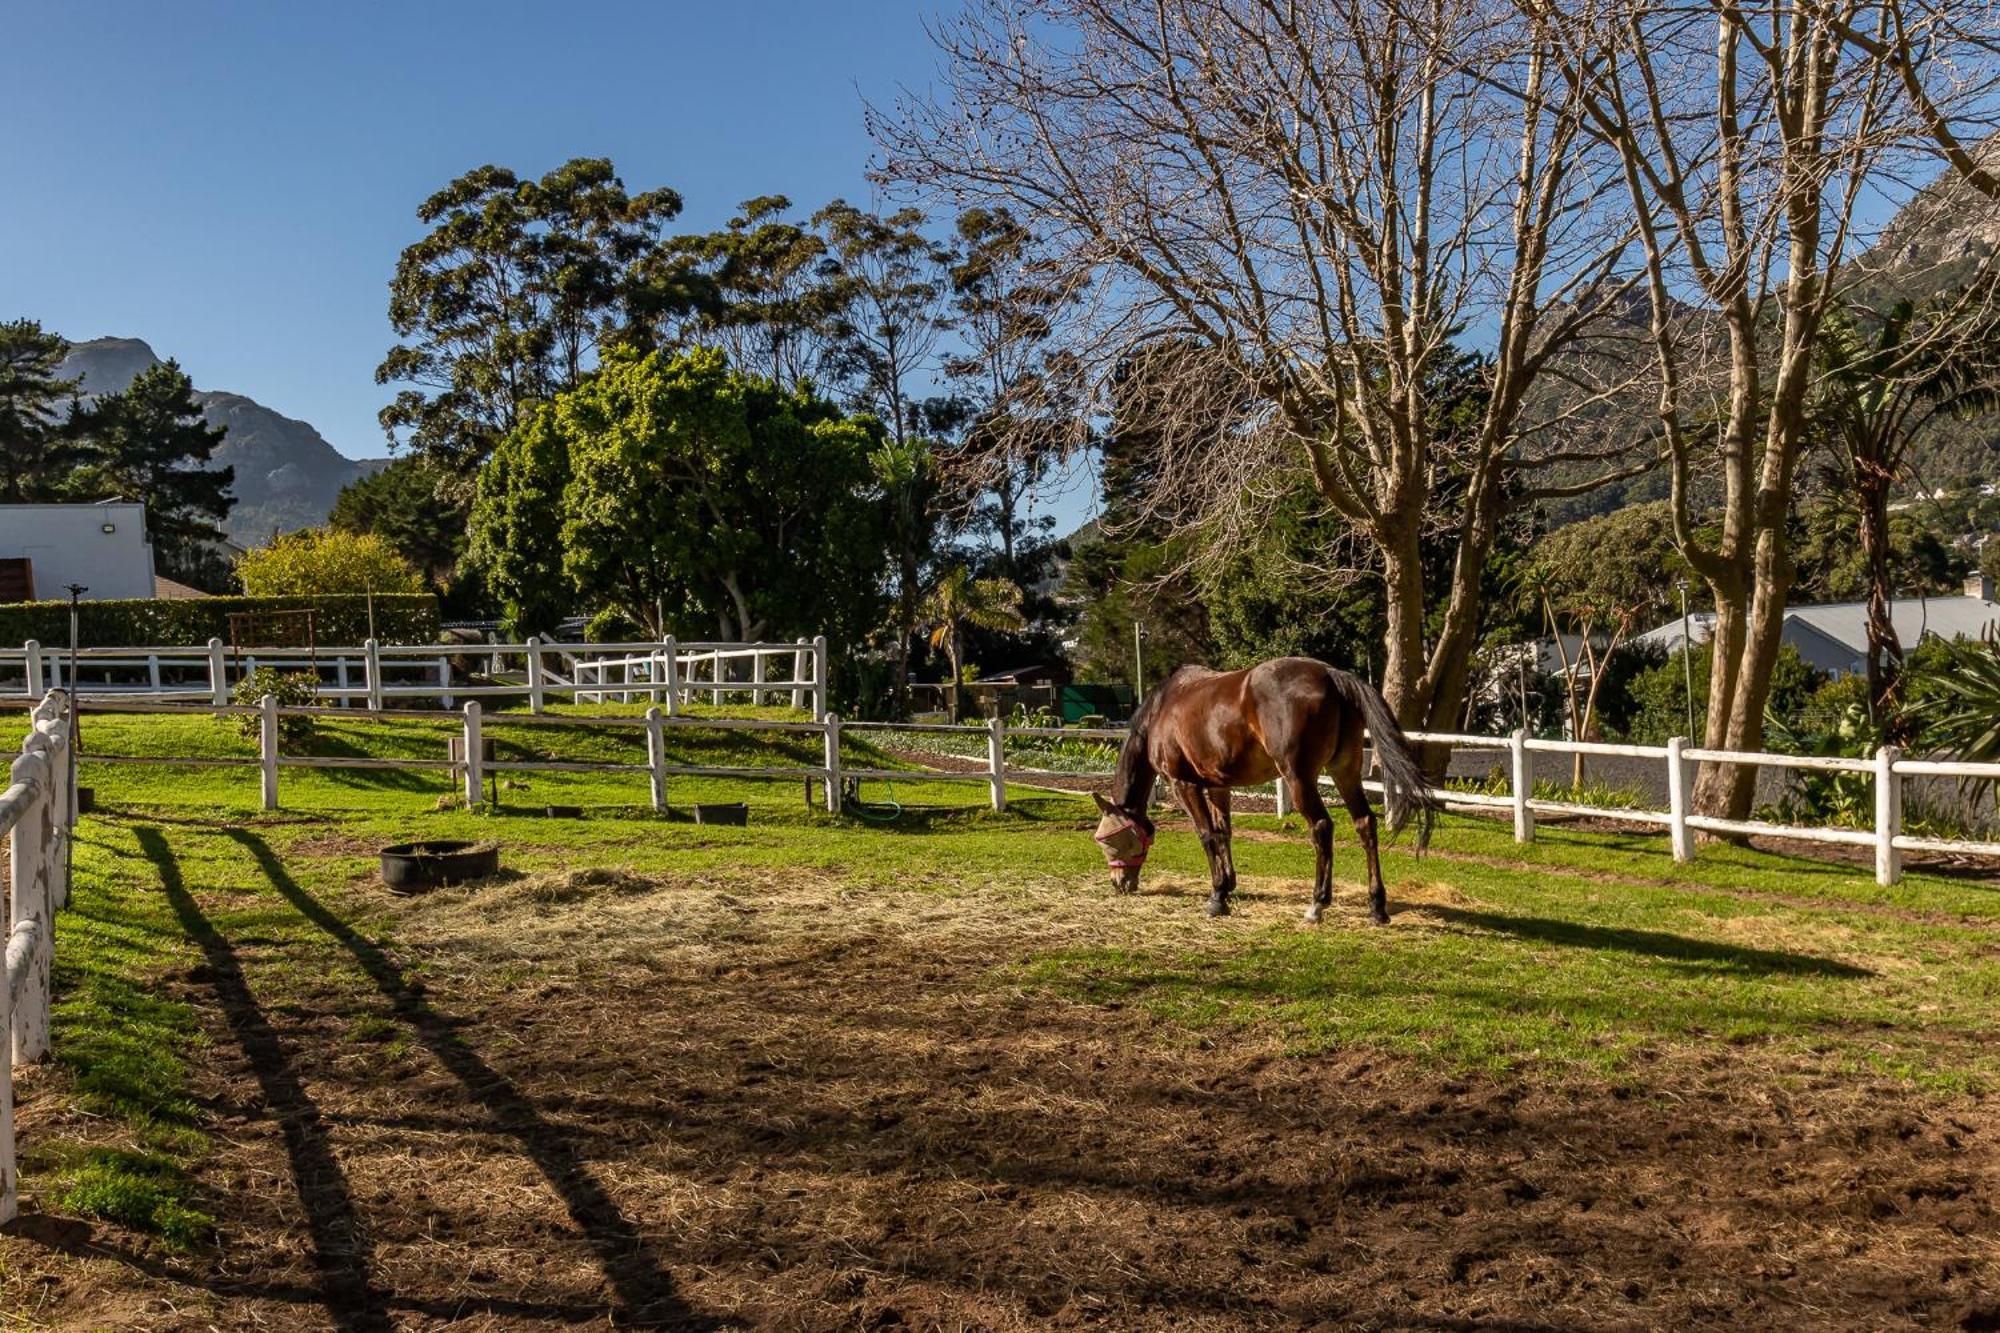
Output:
[[55, 337, 387, 545], [1538, 148, 2000, 527]]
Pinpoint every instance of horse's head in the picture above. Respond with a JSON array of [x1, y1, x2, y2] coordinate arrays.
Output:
[[1091, 791, 1154, 894]]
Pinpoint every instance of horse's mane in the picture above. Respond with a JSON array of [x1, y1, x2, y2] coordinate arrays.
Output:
[[1113, 665, 1199, 812]]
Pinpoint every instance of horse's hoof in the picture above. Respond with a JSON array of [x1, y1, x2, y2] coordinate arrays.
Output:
[[1303, 906, 1324, 926], [1206, 896, 1231, 918], [1370, 912, 1391, 926]]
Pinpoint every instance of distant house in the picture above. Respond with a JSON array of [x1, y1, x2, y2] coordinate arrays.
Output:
[[1631, 575, 2000, 677], [0, 501, 157, 602]]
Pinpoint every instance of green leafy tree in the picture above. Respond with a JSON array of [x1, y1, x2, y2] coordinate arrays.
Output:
[[1905, 635, 2000, 800], [1625, 642, 1823, 747], [67, 360, 235, 588], [465, 403, 574, 636], [922, 565, 1025, 720], [237, 528, 425, 597], [548, 347, 889, 646], [1520, 503, 1686, 778], [1065, 341, 1217, 686], [814, 201, 958, 714], [378, 158, 684, 480], [940, 208, 1083, 585], [330, 454, 469, 590], [0, 319, 81, 502], [638, 196, 840, 390]]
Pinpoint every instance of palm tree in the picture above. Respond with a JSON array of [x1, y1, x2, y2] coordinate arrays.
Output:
[[1907, 633, 2000, 821], [1815, 279, 2000, 722], [922, 565, 1025, 720]]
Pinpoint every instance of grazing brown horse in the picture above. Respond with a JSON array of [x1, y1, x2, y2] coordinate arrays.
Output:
[[1091, 657, 1436, 924]]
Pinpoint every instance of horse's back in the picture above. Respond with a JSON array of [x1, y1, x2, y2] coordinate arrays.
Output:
[[1149, 657, 1354, 786]]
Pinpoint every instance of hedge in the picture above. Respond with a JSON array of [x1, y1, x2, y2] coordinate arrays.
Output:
[[0, 594, 441, 648]]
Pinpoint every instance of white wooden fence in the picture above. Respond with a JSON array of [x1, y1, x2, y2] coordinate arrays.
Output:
[[0, 636, 829, 721], [68, 698, 2000, 887], [2, 690, 75, 1225]]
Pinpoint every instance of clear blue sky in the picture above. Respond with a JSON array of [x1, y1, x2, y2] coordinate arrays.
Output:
[[1, 1, 1098, 526]]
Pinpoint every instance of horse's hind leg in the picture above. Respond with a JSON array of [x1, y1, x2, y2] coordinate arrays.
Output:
[[1176, 780, 1234, 917], [1331, 743, 1389, 925], [1286, 772, 1338, 925]]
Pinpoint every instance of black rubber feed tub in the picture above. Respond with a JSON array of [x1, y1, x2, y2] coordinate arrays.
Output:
[[380, 840, 500, 894], [694, 803, 749, 826]]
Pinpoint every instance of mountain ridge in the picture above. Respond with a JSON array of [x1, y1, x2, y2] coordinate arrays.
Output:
[[55, 336, 388, 544]]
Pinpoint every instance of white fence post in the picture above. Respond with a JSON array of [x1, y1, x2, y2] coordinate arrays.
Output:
[[260, 692, 280, 811], [364, 638, 384, 712], [437, 655, 453, 709], [1274, 776, 1291, 819], [1875, 744, 1904, 887], [336, 656, 350, 707], [147, 653, 162, 693], [462, 701, 484, 808], [662, 636, 679, 717], [822, 712, 843, 814], [0, 920, 21, 1221], [645, 706, 666, 812], [526, 636, 546, 715], [1667, 736, 1695, 864], [22, 641, 42, 700], [752, 649, 767, 708], [812, 636, 829, 722], [987, 715, 1008, 812], [792, 637, 809, 711], [1509, 727, 1534, 844], [9, 743, 52, 1064], [208, 637, 227, 706]]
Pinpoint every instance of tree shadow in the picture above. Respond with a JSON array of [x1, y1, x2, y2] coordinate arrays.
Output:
[[224, 828, 716, 1330], [292, 735, 442, 793], [135, 827, 394, 1333], [1414, 902, 1875, 977]]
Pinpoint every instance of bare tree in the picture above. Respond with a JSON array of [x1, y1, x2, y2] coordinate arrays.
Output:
[[1528, 0, 2000, 816], [874, 0, 1649, 734]]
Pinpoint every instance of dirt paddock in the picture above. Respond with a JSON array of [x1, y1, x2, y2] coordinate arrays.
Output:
[[7, 852, 2000, 1331]]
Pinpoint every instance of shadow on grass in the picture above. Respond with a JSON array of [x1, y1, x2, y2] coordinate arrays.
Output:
[[224, 828, 717, 1330], [136, 828, 393, 1332], [1415, 903, 1874, 978], [295, 734, 441, 793]]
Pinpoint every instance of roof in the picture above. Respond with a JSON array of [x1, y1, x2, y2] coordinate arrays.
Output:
[[1785, 596, 2000, 656], [1634, 596, 2000, 674], [153, 575, 210, 600]]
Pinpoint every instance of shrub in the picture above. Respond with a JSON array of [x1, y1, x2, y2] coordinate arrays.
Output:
[[237, 528, 426, 597], [584, 606, 640, 643], [0, 593, 439, 648], [230, 667, 319, 744], [1760, 703, 1875, 828]]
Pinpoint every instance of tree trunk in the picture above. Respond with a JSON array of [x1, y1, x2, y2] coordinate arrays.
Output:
[[1855, 466, 1902, 724], [1377, 529, 1431, 730]]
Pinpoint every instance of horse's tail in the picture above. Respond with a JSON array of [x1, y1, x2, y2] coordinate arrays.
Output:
[[1325, 667, 1440, 847]]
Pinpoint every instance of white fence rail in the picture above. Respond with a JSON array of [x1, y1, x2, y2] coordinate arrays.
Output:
[[0, 636, 829, 720], [63, 697, 2000, 887], [2, 689, 75, 1225]]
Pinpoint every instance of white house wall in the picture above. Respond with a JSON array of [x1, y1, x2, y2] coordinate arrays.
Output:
[[0, 503, 156, 601]]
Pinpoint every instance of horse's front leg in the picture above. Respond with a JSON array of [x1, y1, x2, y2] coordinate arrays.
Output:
[[1175, 781, 1233, 917]]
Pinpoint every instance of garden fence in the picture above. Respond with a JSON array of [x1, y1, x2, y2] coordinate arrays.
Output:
[[0, 636, 828, 720], [59, 698, 2000, 889], [2, 689, 76, 1224]]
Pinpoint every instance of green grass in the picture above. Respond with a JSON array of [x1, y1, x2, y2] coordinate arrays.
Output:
[[11, 701, 2000, 1243]]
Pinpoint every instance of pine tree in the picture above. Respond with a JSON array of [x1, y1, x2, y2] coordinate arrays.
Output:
[[0, 319, 82, 502]]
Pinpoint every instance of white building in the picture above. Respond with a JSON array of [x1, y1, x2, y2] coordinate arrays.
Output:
[[0, 502, 157, 602], [1632, 575, 2000, 677]]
